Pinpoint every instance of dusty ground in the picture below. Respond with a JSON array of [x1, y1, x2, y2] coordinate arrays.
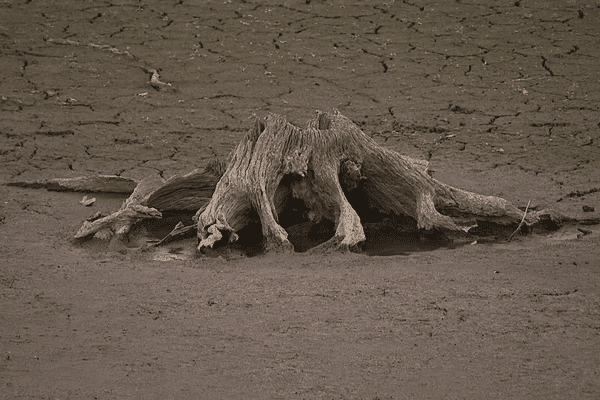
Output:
[[1, 0, 600, 399]]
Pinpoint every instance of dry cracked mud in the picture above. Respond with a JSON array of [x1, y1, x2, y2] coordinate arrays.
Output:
[[1, 1, 599, 399]]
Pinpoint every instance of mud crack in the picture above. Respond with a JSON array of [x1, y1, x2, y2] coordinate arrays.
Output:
[[540, 56, 554, 76]]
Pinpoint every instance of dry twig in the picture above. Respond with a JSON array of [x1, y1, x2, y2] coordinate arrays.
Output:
[[508, 199, 531, 242]]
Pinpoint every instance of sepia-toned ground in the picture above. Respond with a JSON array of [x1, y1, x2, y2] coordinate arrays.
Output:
[[1, 1, 599, 398]]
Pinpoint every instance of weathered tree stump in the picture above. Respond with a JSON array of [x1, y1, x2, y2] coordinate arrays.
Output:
[[195, 110, 540, 254], [8, 109, 582, 254]]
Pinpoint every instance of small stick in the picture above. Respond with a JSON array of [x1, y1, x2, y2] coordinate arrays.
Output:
[[153, 222, 196, 247], [508, 198, 531, 242]]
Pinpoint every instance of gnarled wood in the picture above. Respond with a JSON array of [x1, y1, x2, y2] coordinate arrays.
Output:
[[74, 174, 164, 241], [9, 110, 581, 253], [70, 162, 224, 243], [195, 110, 539, 253], [146, 159, 226, 212]]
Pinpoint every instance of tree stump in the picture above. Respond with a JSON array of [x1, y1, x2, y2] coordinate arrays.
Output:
[[195, 110, 538, 254], [10, 110, 580, 254]]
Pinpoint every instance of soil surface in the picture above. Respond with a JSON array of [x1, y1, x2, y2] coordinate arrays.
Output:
[[1, 1, 600, 399]]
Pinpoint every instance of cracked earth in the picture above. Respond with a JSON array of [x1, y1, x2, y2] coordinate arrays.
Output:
[[1, 1, 599, 399]]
